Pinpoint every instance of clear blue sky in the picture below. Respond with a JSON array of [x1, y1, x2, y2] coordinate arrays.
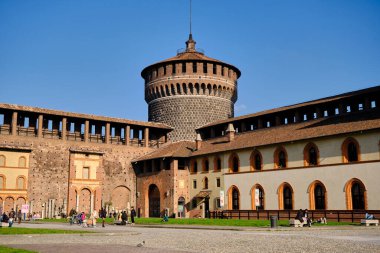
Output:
[[1, 0, 379, 121]]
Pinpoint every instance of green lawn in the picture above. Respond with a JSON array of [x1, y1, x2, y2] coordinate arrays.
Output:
[[0, 245, 37, 253], [0, 227, 91, 235]]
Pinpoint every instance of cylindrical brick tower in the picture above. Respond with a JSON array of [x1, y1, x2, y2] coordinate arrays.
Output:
[[141, 35, 241, 141]]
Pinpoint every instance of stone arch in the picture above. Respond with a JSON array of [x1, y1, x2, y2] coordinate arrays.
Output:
[[195, 83, 200, 95], [212, 84, 217, 96], [308, 180, 327, 210], [79, 187, 91, 214], [170, 83, 176, 95], [165, 85, 170, 96], [278, 182, 294, 210], [189, 83, 194, 95], [111, 185, 131, 211], [207, 84, 212, 95], [227, 185, 240, 210], [251, 184, 265, 210], [16, 197, 26, 210], [201, 83, 206, 95], [148, 184, 160, 217], [182, 83, 188, 94], [160, 86, 165, 97], [4, 196, 15, 213], [176, 83, 182, 94], [344, 178, 367, 210]]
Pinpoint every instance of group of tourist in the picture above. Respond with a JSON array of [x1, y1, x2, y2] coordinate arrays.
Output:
[[0, 208, 25, 227], [68, 206, 136, 228], [295, 209, 326, 227]]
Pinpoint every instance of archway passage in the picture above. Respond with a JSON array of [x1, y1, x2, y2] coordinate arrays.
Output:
[[79, 188, 91, 214], [148, 184, 160, 217], [4, 197, 14, 213], [112, 186, 131, 211], [351, 182, 365, 210]]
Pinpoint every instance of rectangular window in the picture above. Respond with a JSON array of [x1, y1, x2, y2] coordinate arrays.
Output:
[[193, 180, 197, 189], [193, 62, 197, 73], [203, 63, 207, 73], [163, 66, 166, 75], [221, 67, 225, 76], [182, 63, 186, 73], [216, 198, 221, 208], [172, 63, 176, 74], [192, 198, 197, 208], [83, 167, 90, 179], [216, 178, 220, 187], [213, 64, 217, 74]]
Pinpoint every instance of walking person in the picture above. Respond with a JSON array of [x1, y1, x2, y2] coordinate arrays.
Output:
[[130, 207, 136, 225], [17, 209, 22, 224], [100, 207, 106, 228], [8, 208, 15, 227]]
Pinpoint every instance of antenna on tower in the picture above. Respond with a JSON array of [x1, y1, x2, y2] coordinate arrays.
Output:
[[189, 0, 192, 36]]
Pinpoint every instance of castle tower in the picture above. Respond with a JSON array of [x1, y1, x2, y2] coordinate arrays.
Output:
[[141, 34, 241, 141]]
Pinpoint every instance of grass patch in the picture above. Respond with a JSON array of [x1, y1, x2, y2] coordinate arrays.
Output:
[[0, 227, 91, 235], [0, 245, 37, 253]]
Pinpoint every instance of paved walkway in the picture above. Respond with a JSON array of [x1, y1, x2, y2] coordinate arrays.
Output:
[[1, 222, 380, 253]]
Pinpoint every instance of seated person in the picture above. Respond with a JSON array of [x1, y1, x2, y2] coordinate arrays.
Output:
[[365, 213, 375, 220], [295, 209, 304, 223]]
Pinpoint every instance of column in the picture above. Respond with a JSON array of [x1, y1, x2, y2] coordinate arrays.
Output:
[[144, 127, 149, 147], [84, 120, 89, 143], [90, 192, 94, 214], [63, 199, 67, 216], [125, 125, 130, 146], [29, 201, 34, 216], [76, 193, 79, 212], [62, 117, 67, 141], [11, 111, 18, 135], [105, 123, 110, 144], [51, 199, 56, 217], [38, 114, 43, 138]]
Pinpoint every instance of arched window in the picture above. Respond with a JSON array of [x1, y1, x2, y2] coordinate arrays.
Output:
[[203, 177, 208, 189], [191, 160, 198, 174], [202, 158, 209, 172], [17, 176, 25, 189], [229, 153, 239, 173], [0, 175, 5, 189], [304, 143, 319, 166], [308, 181, 327, 210], [251, 184, 265, 210], [0, 155, 5, 167], [250, 150, 262, 171], [18, 156, 26, 168], [345, 178, 366, 210], [278, 183, 293, 210], [228, 186, 240, 210], [342, 137, 360, 163], [214, 157, 222, 171], [274, 147, 287, 168]]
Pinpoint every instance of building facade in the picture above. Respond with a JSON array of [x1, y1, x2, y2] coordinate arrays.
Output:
[[1, 34, 379, 218]]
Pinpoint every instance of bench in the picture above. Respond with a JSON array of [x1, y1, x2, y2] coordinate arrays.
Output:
[[289, 219, 307, 227], [361, 219, 379, 226]]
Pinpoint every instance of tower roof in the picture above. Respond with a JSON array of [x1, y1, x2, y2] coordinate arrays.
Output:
[[141, 35, 241, 78]]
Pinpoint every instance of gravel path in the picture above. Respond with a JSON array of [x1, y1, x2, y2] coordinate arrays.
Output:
[[1, 222, 380, 253]]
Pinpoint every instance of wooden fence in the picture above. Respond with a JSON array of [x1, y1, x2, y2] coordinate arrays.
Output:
[[209, 210, 380, 223]]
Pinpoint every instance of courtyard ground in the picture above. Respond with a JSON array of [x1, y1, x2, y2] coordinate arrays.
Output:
[[0, 221, 379, 253]]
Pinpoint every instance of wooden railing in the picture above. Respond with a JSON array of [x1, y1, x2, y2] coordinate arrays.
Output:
[[210, 210, 380, 223]]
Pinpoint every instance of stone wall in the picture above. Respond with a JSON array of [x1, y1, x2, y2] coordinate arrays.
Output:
[[0, 134, 152, 215], [149, 96, 233, 141]]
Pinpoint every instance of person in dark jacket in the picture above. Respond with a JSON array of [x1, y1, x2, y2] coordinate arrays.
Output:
[[130, 207, 136, 225], [99, 207, 107, 227]]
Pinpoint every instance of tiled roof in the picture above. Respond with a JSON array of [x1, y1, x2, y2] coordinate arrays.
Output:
[[192, 110, 380, 156], [132, 141, 196, 162], [198, 85, 380, 129]]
